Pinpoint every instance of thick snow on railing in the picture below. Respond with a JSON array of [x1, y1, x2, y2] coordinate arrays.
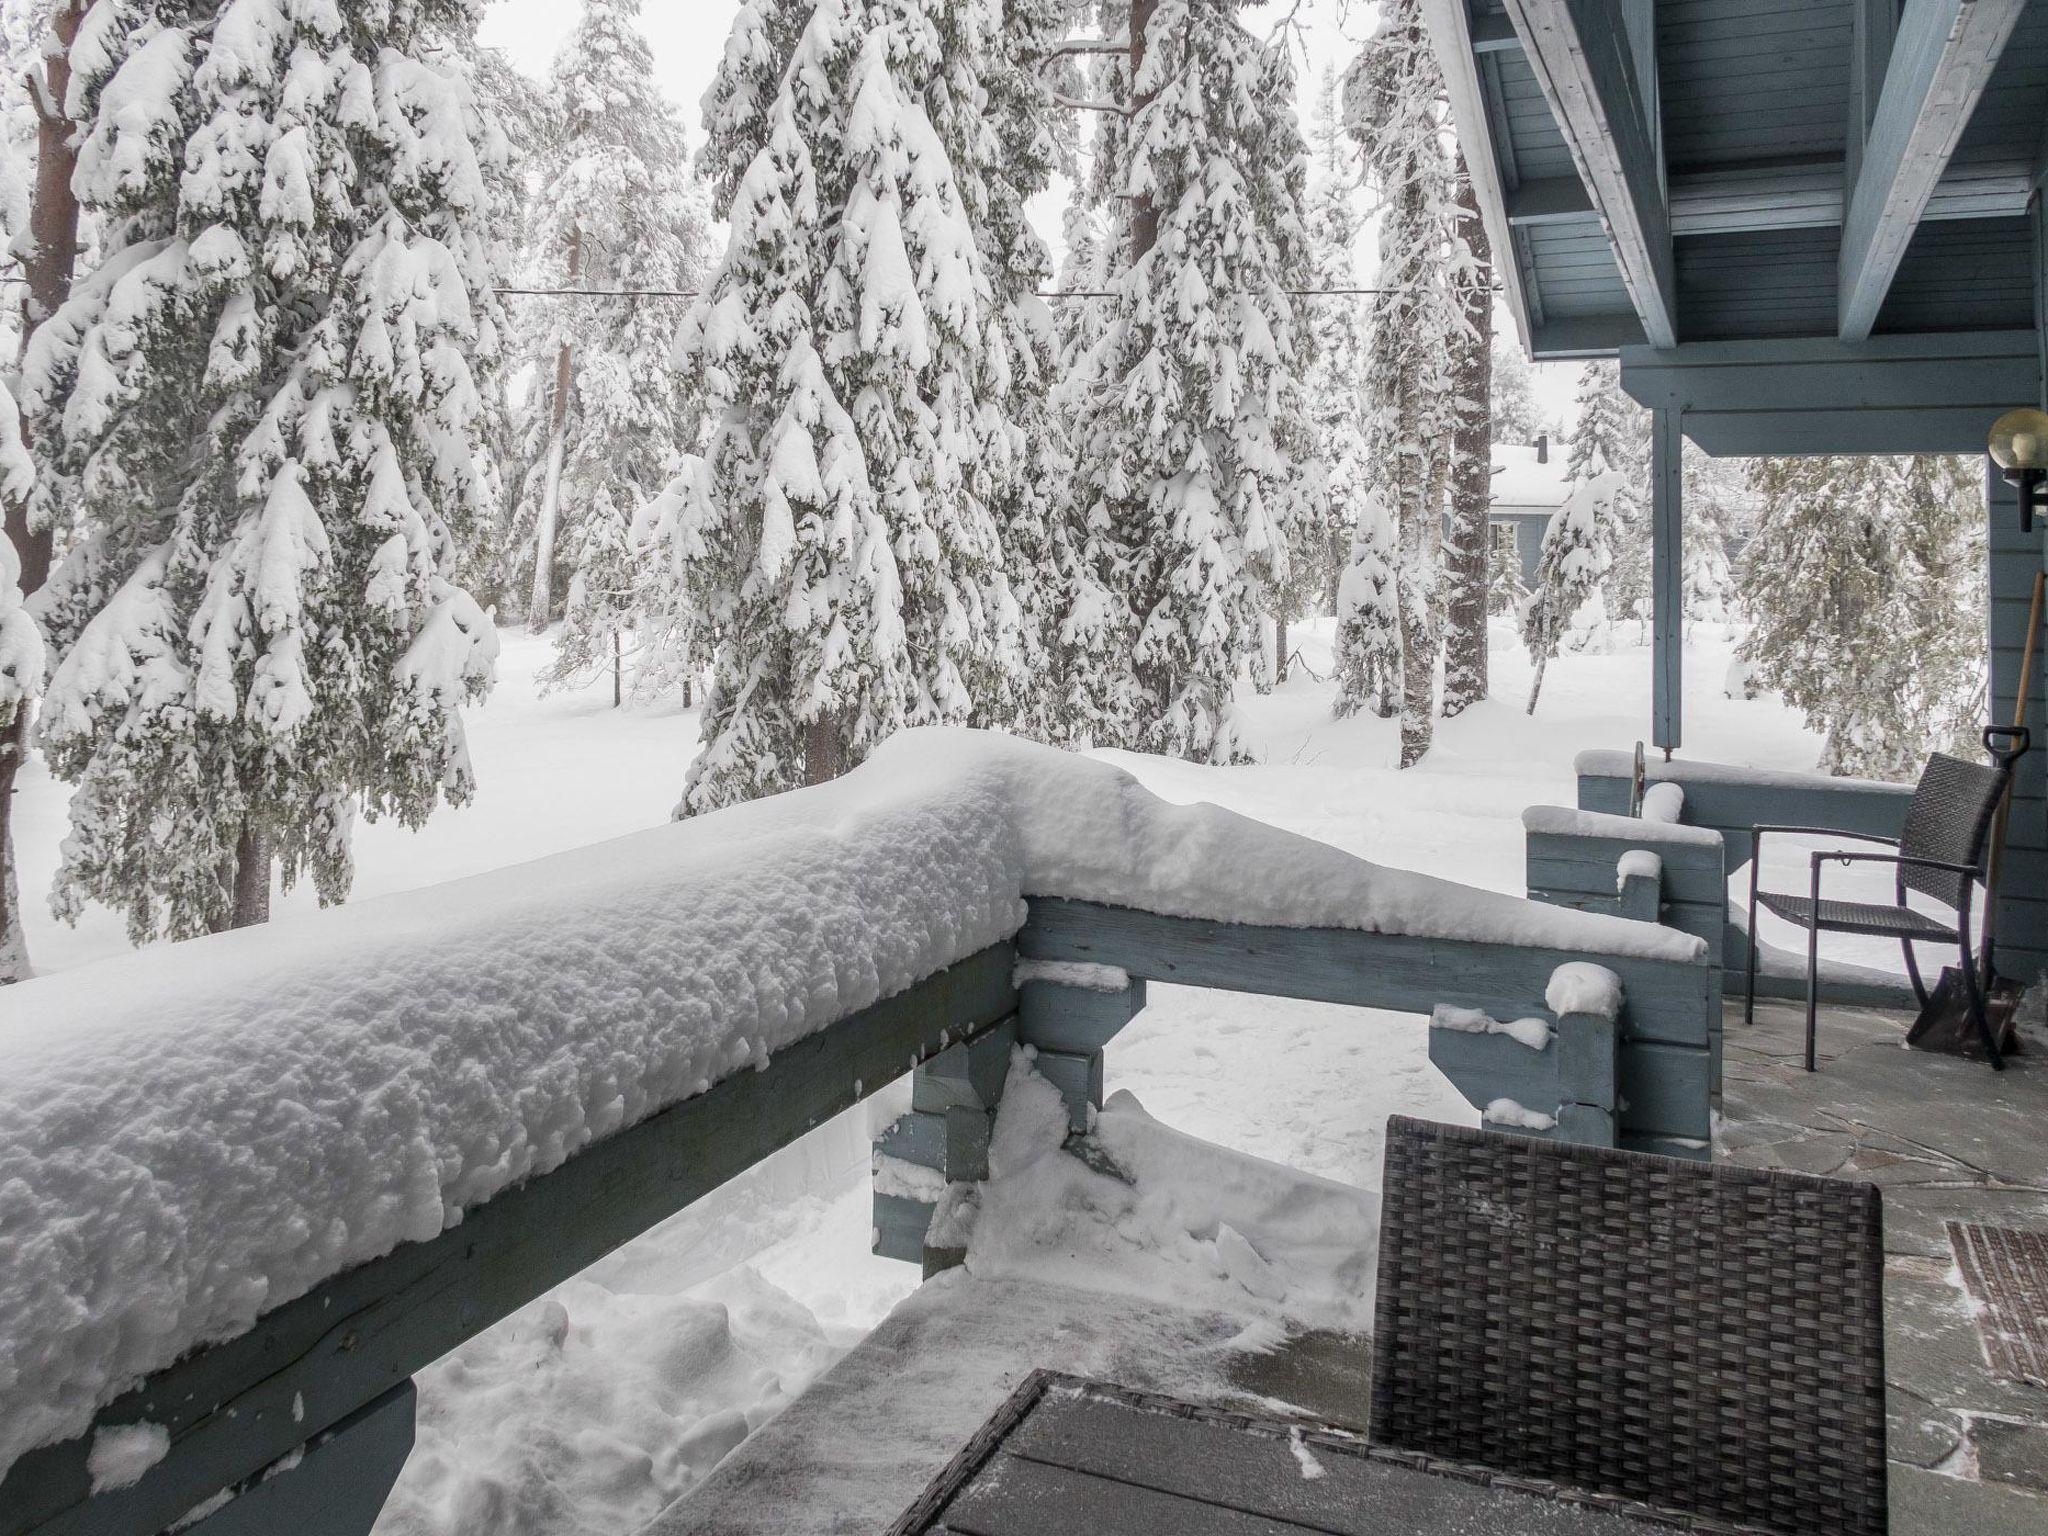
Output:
[[0, 729, 1703, 1478]]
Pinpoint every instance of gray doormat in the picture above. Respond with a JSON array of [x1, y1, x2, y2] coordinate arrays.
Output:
[[1950, 1221, 2048, 1388]]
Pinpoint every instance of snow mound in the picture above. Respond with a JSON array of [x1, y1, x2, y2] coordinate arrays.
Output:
[[375, 1267, 844, 1536], [961, 1054, 1381, 1333], [0, 727, 1698, 1477]]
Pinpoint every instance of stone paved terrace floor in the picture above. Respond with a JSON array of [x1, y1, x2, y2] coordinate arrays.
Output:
[[1722, 996, 2048, 1534]]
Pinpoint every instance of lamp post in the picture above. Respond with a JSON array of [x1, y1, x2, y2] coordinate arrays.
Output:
[[1987, 407, 2048, 532]]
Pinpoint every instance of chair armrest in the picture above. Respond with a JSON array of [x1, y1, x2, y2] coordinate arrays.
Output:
[[1752, 824, 1900, 846], [1814, 850, 1979, 877]]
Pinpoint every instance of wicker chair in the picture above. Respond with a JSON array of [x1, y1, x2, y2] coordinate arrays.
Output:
[[1742, 739, 2025, 1073], [1370, 1116, 1888, 1536]]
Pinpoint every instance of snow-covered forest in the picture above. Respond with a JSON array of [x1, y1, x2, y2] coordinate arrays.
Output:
[[0, 0, 1987, 984]]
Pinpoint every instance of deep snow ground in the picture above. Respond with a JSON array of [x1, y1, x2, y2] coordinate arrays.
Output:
[[9, 618, 1879, 1535]]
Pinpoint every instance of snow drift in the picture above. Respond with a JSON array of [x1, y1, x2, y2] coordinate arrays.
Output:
[[0, 727, 1701, 1479]]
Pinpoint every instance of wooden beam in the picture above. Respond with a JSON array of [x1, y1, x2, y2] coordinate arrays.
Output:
[[1019, 899, 1718, 1049], [1421, 0, 1537, 350], [1500, 0, 1677, 347], [1514, 158, 2038, 237], [1618, 329, 2041, 455], [1650, 407, 1683, 756], [1839, 0, 2026, 340], [1530, 314, 1646, 358], [0, 946, 1020, 1536]]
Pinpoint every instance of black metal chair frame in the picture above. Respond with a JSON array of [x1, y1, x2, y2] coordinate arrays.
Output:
[[1742, 748, 2019, 1074]]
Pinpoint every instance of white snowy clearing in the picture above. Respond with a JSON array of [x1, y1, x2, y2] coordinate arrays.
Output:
[[2, 619, 1896, 1536]]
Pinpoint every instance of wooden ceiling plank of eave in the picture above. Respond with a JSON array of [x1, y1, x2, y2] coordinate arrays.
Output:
[[1838, 0, 2030, 340], [1500, 0, 1678, 347]]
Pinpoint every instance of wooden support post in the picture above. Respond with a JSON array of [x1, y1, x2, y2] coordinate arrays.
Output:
[[1651, 406, 1683, 757], [874, 1018, 1016, 1270], [1616, 851, 1662, 924], [873, 974, 1150, 1270], [1018, 972, 1147, 1133], [1555, 982, 1622, 1150], [182, 1382, 415, 1536]]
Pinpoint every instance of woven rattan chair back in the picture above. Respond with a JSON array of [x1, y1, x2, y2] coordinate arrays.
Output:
[[1898, 751, 2005, 907], [1370, 1116, 1887, 1536]]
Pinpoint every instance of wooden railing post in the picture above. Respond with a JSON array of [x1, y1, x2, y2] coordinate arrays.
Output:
[[871, 964, 1147, 1274], [179, 1382, 414, 1536], [1016, 966, 1147, 1131], [873, 1019, 1015, 1275]]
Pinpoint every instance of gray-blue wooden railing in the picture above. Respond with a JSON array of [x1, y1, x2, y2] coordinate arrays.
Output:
[[1574, 750, 1920, 1006], [5, 894, 1715, 1536], [873, 893, 1720, 1271]]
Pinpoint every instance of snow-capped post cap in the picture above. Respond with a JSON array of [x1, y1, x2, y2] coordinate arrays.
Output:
[[1546, 961, 1624, 1022], [1521, 804, 1722, 848]]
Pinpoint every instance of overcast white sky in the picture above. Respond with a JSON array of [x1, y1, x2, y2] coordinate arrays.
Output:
[[478, 0, 1576, 431]]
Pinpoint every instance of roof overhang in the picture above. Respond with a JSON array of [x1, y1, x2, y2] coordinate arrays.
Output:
[[1425, 0, 2048, 367]]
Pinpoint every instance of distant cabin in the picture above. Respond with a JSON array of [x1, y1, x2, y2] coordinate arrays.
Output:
[[1489, 433, 1567, 587]]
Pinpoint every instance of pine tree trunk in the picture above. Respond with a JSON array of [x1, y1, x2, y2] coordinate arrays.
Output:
[[613, 628, 623, 707], [1441, 166, 1492, 718], [0, 720, 29, 985], [1275, 612, 1289, 684], [0, 3, 87, 985], [230, 825, 270, 928], [528, 231, 582, 633], [1128, 0, 1160, 262], [1526, 649, 1549, 715], [1396, 392, 1443, 769], [803, 713, 842, 786]]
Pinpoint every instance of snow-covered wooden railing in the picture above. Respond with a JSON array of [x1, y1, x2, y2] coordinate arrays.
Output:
[[1574, 749, 1918, 1006], [0, 731, 1710, 1536]]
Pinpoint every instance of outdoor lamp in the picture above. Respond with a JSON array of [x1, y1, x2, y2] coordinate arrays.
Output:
[[1988, 407, 2048, 532]]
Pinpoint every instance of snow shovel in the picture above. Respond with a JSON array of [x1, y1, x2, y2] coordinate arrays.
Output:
[[1909, 571, 2044, 1057]]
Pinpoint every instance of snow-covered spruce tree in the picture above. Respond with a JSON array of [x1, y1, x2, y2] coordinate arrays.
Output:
[[1290, 65, 1370, 676], [675, 0, 1002, 812], [512, 0, 714, 661], [1041, 25, 1142, 746], [1680, 440, 1740, 625], [1068, 0, 1311, 762], [452, 38, 552, 615], [1487, 514, 1528, 616], [1337, 0, 1465, 765], [1737, 454, 1984, 780], [1522, 452, 1621, 714], [1566, 357, 1648, 643], [698, 0, 814, 213], [1440, 151, 1493, 717], [1489, 326, 1544, 443], [23, 0, 503, 942], [1333, 488, 1401, 718], [1046, 201, 1139, 744]]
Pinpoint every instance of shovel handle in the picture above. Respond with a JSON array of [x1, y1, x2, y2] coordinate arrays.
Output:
[[1984, 724, 2031, 771]]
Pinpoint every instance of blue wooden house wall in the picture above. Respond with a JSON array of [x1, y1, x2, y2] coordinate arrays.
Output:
[[1990, 470, 2048, 988]]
